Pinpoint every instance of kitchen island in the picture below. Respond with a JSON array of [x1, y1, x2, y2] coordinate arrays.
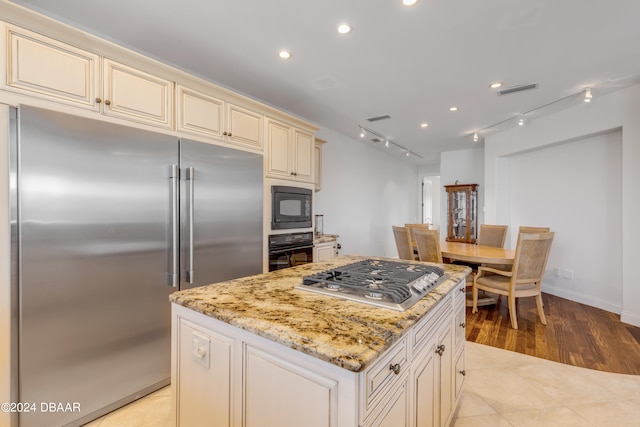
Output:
[[170, 255, 470, 427]]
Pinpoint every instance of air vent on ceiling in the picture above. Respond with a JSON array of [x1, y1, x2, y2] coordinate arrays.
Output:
[[497, 83, 538, 96], [366, 114, 391, 122], [371, 138, 383, 143]]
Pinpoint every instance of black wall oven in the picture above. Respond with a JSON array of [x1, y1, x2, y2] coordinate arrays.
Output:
[[271, 185, 312, 230], [268, 232, 314, 271]]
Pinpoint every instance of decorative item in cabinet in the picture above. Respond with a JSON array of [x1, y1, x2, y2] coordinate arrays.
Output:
[[445, 183, 478, 244]]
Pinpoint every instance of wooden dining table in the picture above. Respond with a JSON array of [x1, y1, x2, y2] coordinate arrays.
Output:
[[440, 241, 515, 265], [439, 241, 516, 307]]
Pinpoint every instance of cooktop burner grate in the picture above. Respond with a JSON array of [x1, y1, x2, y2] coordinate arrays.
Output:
[[297, 259, 448, 311]]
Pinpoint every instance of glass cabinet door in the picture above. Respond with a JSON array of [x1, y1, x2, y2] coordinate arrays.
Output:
[[445, 184, 478, 244]]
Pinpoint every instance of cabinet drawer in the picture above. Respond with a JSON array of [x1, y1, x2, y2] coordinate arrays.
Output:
[[412, 297, 451, 355], [364, 338, 407, 411]]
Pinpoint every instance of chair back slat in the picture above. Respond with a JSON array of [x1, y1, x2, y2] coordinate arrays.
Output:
[[392, 226, 414, 260], [478, 224, 508, 248], [414, 229, 443, 263], [512, 233, 554, 282]]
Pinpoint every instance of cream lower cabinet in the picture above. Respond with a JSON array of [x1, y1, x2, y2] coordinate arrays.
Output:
[[172, 282, 465, 427], [265, 117, 314, 183], [314, 240, 337, 261], [177, 84, 263, 150]]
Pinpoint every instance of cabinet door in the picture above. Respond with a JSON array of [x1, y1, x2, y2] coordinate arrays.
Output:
[[265, 119, 291, 178], [368, 379, 409, 427], [314, 242, 335, 262], [413, 349, 436, 427], [437, 324, 454, 427], [293, 128, 314, 182], [244, 346, 338, 427], [177, 85, 224, 138], [3, 24, 99, 109], [227, 103, 263, 149], [103, 58, 173, 129], [177, 320, 232, 427]]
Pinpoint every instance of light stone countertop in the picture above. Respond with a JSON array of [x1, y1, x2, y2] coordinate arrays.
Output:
[[313, 233, 339, 243], [170, 255, 470, 372]]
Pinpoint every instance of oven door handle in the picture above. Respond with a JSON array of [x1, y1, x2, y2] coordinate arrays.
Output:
[[269, 244, 315, 254]]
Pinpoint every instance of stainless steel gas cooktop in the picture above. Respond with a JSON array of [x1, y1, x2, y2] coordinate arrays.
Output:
[[296, 259, 449, 311]]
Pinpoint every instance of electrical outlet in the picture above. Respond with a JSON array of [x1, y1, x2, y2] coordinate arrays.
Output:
[[193, 332, 210, 368], [562, 269, 574, 280]]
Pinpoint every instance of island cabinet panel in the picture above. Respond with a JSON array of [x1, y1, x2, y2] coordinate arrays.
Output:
[[176, 319, 233, 427], [171, 262, 467, 427], [244, 345, 338, 427]]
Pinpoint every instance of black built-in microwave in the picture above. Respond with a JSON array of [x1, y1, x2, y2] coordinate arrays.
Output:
[[271, 185, 312, 229]]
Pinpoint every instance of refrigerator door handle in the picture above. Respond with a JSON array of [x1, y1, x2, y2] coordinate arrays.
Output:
[[168, 165, 179, 287], [186, 167, 195, 284]]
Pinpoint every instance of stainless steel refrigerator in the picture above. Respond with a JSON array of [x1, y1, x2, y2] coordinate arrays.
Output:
[[8, 105, 263, 427]]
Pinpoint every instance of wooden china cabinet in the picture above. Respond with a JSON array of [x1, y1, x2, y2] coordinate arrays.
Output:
[[445, 183, 478, 244]]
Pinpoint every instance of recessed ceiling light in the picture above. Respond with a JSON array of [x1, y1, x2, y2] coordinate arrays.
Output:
[[449, 106, 458, 112], [278, 50, 292, 60], [337, 24, 352, 34], [489, 82, 503, 89], [420, 123, 428, 128], [402, 0, 419, 6]]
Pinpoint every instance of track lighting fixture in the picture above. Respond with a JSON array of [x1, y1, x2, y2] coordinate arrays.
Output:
[[584, 88, 592, 103], [357, 125, 422, 159], [473, 132, 479, 142], [518, 115, 526, 126]]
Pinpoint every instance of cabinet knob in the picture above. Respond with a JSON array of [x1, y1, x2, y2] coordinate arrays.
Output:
[[105, 99, 111, 106], [459, 322, 466, 328], [95, 97, 102, 104], [389, 363, 401, 375], [223, 131, 228, 136], [459, 287, 466, 293], [228, 132, 232, 137], [459, 370, 466, 376], [436, 344, 445, 356]]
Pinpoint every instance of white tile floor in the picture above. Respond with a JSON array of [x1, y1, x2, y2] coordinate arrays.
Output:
[[83, 342, 640, 426]]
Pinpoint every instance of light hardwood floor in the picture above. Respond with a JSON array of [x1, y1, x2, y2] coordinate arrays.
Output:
[[465, 292, 640, 375]]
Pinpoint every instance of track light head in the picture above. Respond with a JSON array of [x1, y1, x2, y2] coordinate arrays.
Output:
[[473, 132, 479, 142], [584, 88, 592, 103]]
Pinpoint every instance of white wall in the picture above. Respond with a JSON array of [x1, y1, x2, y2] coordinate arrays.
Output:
[[314, 128, 418, 258], [484, 84, 640, 327], [439, 148, 485, 236]]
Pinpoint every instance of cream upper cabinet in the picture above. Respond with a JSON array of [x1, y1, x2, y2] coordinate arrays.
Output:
[[293, 128, 314, 182], [2, 24, 100, 110], [314, 138, 326, 191], [226, 103, 263, 149], [177, 84, 263, 149], [102, 58, 173, 129], [266, 117, 314, 183]]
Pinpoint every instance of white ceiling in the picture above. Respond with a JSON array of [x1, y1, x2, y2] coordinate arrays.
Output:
[[9, 0, 640, 164]]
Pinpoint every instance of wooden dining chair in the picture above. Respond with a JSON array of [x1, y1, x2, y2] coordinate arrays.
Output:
[[413, 229, 443, 263], [519, 226, 550, 234], [392, 226, 414, 260], [405, 223, 430, 246], [472, 232, 555, 329], [478, 224, 508, 248]]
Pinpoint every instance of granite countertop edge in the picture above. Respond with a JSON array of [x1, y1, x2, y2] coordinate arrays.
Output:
[[170, 255, 470, 372]]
